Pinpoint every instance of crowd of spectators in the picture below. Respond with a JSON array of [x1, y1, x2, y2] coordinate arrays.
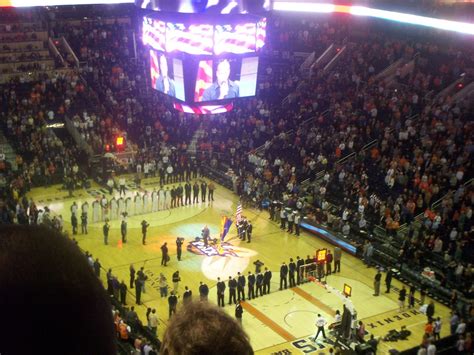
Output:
[[196, 16, 474, 306]]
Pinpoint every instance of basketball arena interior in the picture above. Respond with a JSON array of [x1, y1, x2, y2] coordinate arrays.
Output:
[[0, 0, 473, 354]]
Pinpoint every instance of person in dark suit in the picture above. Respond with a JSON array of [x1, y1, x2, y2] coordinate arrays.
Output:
[[202, 60, 239, 101], [184, 182, 192, 205], [103, 221, 110, 245], [155, 55, 176, 97], [237, 272, 246, 301], [93, 258, 101, 278], [235, 300, 243, 325], [254, 259, 264, 274], [228, 276, 237, 304], [129, 264, 135, 289], [247, 271, 255, 300], [183, 286, 192, 305], [176, 184, 184, 207], [141, 220, 149, 245], [385, 269, 393, 293], [305, 255, 313, 280], [200, 181, 207, 202], [176, 237, 183, 261], [280, 262, 288, 290], [71, 213, 78, 235], [246, 221, 252, 243], [119, 280, 127, 305], [161, 242, 169, 266], [426, 301, 435, 322], [168, 291, 178, 319], [121, 220, 127, 243], [334, 247, 342, 272], [255, 271, 264, 297], [263, 267, 272, 295], [202, 225, 210, 247], [137, 267, 147, 293], [135, 278, 142, 304], [217, 277, 226, 307], [373, 270, 382, 296], [81, 212, 88, 234], [192, 181, 199, 204], [296, 256, 304, 285], [288, 258, 296, 288], [199, 281, 209, 301], [326, 250, 333, 275], [208, 182, 215, 202]]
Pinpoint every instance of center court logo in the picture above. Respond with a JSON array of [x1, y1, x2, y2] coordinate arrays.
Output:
[[187, 238, 239, 257]]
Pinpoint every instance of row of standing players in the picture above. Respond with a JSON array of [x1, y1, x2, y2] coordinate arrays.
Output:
[[214, 250, 343, 307], [68, 179, 216, 236], [107, 245, 344, 309], [103, 219, 345, 306], [100, 189, 216, 246]]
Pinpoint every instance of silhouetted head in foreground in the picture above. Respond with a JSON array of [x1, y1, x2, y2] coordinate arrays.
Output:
[[0, 225, 116, 354], [160, 301, 253, 355]]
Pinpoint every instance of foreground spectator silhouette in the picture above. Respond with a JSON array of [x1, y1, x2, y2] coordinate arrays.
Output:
[[0, 225, 116, 354], [160, 301, 253, 355]]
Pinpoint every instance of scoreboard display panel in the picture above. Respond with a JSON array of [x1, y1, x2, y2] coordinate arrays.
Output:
[[142, 16, 266, 55], [143, 12, 266, 110], [136, 0, 271, 14]]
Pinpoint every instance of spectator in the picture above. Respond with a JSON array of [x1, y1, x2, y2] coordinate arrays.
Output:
[[0, 225, 116, 354], [160, 301, 252, 355]]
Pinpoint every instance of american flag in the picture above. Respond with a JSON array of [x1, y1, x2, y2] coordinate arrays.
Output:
[[173, 102, 234, 114], [214, 23, 257, 55], [166, 23, 214, 55], [256, 18, 267, 51], [194, 60, 213, 102], [142, 17, 166, 51], [149, 50, 160, 88], [236, 202, 242, 223]]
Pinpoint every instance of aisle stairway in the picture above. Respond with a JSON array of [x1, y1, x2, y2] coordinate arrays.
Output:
[[187, 125, 205, 155]]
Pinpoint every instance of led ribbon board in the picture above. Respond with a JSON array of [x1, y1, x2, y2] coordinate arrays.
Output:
[[272, 2, 474, 35], [1, 1, 472, 35]]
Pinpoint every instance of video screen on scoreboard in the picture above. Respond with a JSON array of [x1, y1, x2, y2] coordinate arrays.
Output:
[[194, 57, 258, 102], [166, 23, 214, 55], [150, 50, 185, 101], [214, 23, 256, 54], [136, 0, 271, 14], [143, 17, 166, 52]]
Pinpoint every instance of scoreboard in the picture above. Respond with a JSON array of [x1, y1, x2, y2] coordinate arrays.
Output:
[[136, 0, 271, 14], [139, 3, 268, 113]]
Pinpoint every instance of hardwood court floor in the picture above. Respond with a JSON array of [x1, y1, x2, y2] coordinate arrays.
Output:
[[28, 176, 452, 354]]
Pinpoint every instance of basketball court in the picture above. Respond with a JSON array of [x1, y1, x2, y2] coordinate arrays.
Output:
[[28, 176, 452, 354]]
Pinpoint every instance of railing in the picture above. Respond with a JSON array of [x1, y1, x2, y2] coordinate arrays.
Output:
[[323, 45, 346, 73], [312, 44, 334, 69], [374, 57, 404, 81], [64, 117, 94, 156], [59, 36, 79, 68], [434, 75, 465, 102], [452, 80, 474, 103], [48, 37, 65, 67], [299, 50, 316, 72]]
